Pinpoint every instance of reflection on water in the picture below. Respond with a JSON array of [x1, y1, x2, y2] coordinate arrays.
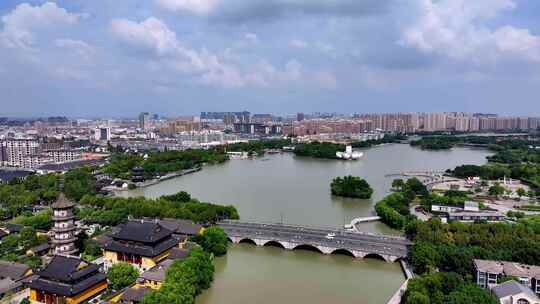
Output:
[[197, 244, 405, 304]]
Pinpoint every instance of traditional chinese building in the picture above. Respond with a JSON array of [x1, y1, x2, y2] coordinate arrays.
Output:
[[29, 255, 107, 304], [101, 219, 181, 271], [51, 193, 77, 255]]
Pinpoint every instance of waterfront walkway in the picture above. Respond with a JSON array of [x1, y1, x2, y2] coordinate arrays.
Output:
[[219, 220, 411, 262], [386, 260, 415, 304]]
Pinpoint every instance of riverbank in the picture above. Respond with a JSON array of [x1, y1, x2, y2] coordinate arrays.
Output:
[[107, 166, 202, 192]]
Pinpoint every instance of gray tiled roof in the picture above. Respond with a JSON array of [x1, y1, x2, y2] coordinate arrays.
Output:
[[121, 287, 152, 302], [474, 259, 540, 279], [0, 261, 31, 281], [51, 193, 75, 209], [492, 280, 539, 300]]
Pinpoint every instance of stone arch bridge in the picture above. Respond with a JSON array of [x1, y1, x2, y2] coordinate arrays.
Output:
[[219, 220, 411, 263]]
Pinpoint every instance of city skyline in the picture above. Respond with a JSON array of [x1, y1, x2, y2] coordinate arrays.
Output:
[[1, 1, 540, 116]]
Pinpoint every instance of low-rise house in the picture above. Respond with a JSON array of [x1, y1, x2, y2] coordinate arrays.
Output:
[[448, 211, 505, 222], [475, 259, 540, 295], [28, 255, 107, 304], [0, 261, 33, 298], [0, 170, 33, 184], [431, 204, 463, 213], [118, 286, 152, 304], [5, 223, 23, 234], [139, 259, 173, 290], [139, 245, 192, 290], [432, 201, 479, 213], [0, 229, 8, 241], [158, 218, 203, 237], [26, 243, 52, 257], [107, 285, 152, 304], [464, 201, 480, 212], [492, 280, 540, 304]]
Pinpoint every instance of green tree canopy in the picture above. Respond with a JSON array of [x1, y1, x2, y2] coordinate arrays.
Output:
[[330, 176, 374, 199], [191, 226, 229, 256], [107, 262, 139, 290]]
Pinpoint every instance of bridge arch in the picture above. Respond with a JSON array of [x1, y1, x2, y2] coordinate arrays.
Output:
[[292, 244, 324, 254], [364, 253, 389, 262], [263, 240, 286, 249], [331, 248, 355, 257], [238, 238, 257, 246]]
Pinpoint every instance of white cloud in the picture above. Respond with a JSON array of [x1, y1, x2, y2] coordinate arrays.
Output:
[[493, 26, 540, 62], [400, 0, 540, 63], [314, 71, 337, 89], [110, 17, 178, 56], [290, 39, 308, 49], [245, 32, 258, 43], [0, 2, 82, 49], [55, 39, 94, 60], [110, 17, 265, 88], [156, 0, 220, 15]]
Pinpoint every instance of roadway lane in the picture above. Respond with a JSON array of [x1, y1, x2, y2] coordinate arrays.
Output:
[[219, 221, 411, 257]]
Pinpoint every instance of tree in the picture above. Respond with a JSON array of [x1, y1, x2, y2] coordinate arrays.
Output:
[[163, 191, 191, 203], [19, 227, 39, 251], [330, 176, 374, 199], [64, 167, 96, 201], [191, 226, 228, 256], [411, 242, 440, 274], [488, 183, 505, 198], [107, 262, 139, 290], [446, 284, 498, 304], [405, 291, 430, 304], [516, 188, 526, 199], [392, 179, 405, 191], [19, 298, 31, 304]]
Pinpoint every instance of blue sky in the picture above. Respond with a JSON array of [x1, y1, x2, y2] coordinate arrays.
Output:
[[0, 0, 539, 117]]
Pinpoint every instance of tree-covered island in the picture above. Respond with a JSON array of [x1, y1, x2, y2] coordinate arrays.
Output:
[[330, 176, 374, 199]]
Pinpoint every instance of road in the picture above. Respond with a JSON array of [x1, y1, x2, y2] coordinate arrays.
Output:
[[219, 221, 411, 258]]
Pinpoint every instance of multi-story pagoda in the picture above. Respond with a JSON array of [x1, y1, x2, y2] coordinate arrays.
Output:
[[51, 192, 77, 255]]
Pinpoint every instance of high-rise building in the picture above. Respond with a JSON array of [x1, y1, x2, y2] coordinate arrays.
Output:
[[51, 192, 77, 255], [424, 113, 447, 131], [469, 118, 480, 132], [529, 118, 539, 130], [95, 127, 111, 141], [0, 139, 39, 167], [139, 112, 151, 130]]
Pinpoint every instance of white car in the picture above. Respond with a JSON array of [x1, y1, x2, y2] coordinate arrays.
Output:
[[326, 233, 336, 239]]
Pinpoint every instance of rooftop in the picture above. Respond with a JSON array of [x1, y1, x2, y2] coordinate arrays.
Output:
[[113, 220, 173, 243], [38, 159, 105, 172], [0, 260, 31, 281], [0, 170, 33, 183], [51, 193, 75, 209], [492, 280, 540, 300], [36, 255, 100, 283], [29, 255, 106, 297], [158, 218, 202, 236], [121, 287, 152, 303], [139, 259, 174, 283], [474, 259, 540, 279]]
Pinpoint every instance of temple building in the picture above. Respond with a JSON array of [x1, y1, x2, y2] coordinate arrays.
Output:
[[101, 219, 182, 271], [29, 255, 107, 304], [51, 193, 77, 255]]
